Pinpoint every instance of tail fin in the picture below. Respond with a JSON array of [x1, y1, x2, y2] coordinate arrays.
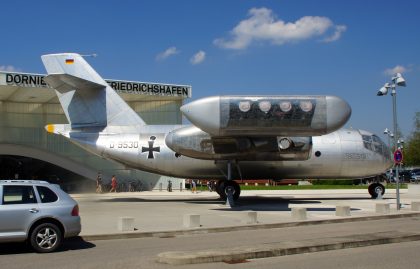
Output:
[[41, 53, 145, 129]]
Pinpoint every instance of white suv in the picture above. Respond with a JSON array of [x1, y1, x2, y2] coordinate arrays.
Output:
[[0, 180, 81, 253]]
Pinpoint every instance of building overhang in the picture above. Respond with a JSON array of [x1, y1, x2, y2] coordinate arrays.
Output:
[[0, 71, 192, 104]]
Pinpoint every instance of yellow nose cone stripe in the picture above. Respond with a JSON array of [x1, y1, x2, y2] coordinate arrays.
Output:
[[46, 124, 55, 133]]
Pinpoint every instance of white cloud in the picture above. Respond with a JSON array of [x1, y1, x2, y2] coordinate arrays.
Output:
[[0, 65, 20, 72], [190, 51, 206, 65], [156, 47, 179, 61], [384, 65, 408, 76], [214, 7, 346, 49], [322, 25, 347, 43]]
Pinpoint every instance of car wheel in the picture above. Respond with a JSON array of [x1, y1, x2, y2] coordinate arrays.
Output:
[[30, 223, 62, 253]]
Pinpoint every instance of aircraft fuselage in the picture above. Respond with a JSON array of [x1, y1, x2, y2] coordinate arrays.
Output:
[[66, 126, 392, 181]]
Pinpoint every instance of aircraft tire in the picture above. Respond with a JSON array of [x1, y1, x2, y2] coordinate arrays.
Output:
[[368, 183, 385, 198], [217, 180, 241, 201], [215, 180, 225, 197]]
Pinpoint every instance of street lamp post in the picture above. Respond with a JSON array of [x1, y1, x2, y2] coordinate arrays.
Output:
[[377, 73, 406, 210], [383, 128, 394, 156]]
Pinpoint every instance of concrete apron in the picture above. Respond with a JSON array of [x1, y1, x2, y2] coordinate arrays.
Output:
[[81, 212, 420, 242]]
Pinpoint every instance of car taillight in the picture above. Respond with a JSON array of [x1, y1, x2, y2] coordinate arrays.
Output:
[[71, 205, 79, 216]]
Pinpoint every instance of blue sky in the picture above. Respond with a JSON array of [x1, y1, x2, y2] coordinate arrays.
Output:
[[1, 0, 419, 142]]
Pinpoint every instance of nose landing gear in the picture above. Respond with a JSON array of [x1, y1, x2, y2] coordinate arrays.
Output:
[[368, 182, 385, 199]]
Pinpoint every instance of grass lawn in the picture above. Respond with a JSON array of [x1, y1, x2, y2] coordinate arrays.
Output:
[[239, 184, 407, 190]]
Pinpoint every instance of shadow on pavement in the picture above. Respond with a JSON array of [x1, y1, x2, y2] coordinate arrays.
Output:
[[96, 195, 382, 204], [96, 196, 368, 212], [62, 236, 96, 251], [97, 197, 225, 204], [0, 237, 95, 255], [212, 197, 364, 211]]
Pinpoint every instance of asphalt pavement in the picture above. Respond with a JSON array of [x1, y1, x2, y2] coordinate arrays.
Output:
[[1, 217, 420, 268]]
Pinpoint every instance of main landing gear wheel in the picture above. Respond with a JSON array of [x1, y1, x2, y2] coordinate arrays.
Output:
[[216, 180, 241, 201], [368, 183, 385, 199]]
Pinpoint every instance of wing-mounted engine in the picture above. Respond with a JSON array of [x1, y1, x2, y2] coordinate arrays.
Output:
[[180, 95, 351, 136], [165, 126, 312, 161]]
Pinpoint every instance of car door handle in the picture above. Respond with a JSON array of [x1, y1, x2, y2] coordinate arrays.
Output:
[[29, 209, 39, 213]]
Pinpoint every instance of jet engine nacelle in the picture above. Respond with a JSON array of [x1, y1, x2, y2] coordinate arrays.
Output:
[[180, 95, 351, 137], [165, 126, 312, 161]]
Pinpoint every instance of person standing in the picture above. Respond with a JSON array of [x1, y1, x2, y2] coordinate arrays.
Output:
[[96, 173, 103, 193], [109, 175, 117, 193], [192, 180, 197, 193]]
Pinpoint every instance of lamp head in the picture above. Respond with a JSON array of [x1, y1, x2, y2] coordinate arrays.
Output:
[[384, 128, 389, 134], [392, 73, 406, 87], [377, 83, 391, 96]]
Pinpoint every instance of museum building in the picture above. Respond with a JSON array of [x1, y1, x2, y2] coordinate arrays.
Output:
[[0, 71, 191, 191]]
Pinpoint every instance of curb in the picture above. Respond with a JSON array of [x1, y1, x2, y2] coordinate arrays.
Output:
[[81, 212, 420, 242], [157, 232, 420, 265]]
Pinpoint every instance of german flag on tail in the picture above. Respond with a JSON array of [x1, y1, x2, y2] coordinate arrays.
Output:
[[65, 59, 74, 64]]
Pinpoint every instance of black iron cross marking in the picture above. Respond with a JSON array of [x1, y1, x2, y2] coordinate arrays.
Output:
[[142, 136, 160, 159]]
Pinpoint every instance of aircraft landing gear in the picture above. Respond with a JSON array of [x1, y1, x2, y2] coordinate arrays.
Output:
[[368, 182, 385, 199], [216, 161, 241, 206], [216, 180, 241, 201]]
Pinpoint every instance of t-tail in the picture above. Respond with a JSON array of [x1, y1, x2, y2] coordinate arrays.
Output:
[[41, 53, 145, 135]]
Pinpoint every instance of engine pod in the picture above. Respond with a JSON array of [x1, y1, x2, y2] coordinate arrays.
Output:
[[180, 96, 351, 136]]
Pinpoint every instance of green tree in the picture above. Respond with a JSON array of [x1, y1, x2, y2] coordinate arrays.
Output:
[[404, 112, 420, 166]]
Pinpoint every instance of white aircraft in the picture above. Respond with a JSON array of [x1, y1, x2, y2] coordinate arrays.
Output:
[[42, 53, 392, 204]]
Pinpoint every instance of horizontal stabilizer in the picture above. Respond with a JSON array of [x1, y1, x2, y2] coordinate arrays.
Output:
[[44, 74, 105, 93], [45, 124, 71, 136]]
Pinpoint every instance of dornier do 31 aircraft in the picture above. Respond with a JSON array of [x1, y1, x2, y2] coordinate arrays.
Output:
[[42, 53, 392, 204]]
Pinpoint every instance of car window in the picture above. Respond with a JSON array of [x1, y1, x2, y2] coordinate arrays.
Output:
[[36, 186, 58, 203], [2, 185, 37, 205]]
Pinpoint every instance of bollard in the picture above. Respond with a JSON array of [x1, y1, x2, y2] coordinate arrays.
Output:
[[180, 182, 183, 192], [336, 205, 351, 217], [118, 217, 135, 232], [183, 214, 200, 228], [375, 203, 390, 214], [159, 182, 163, 191], [411, 201, 420, 211], [291, 207, 307, 220], [242, 212, 258, 224]]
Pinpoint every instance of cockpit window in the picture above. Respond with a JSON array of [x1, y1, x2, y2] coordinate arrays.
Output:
[[362, 134, 390, 159], [362, 135, 373, 151]]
